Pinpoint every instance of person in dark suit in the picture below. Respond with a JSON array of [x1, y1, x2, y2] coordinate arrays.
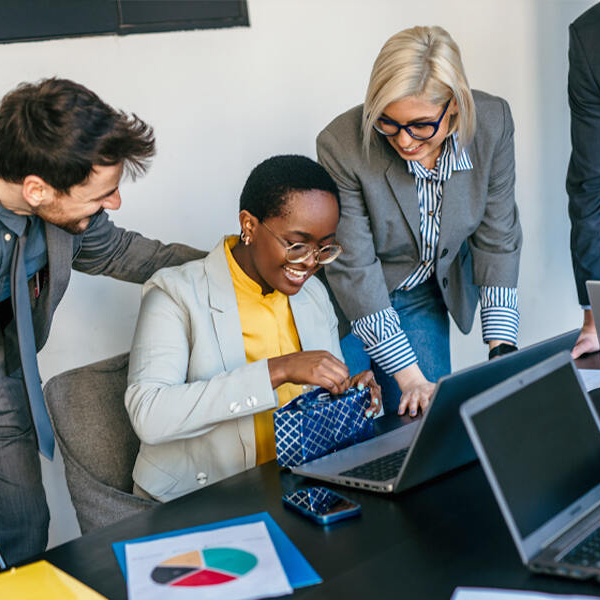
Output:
[[317, 26, 522, 417], [567, 3, 600, 359], [0, 78, 205, 564]]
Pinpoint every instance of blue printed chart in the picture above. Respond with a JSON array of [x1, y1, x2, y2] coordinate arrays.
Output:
[[125, 521, 293, 600], [151, 548, 258, 587]]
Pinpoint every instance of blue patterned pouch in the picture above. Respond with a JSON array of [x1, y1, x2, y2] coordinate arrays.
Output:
[[273, 386, 375, 468]]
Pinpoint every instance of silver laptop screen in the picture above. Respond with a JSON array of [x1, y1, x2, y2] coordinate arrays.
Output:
[[471, 363, 600, 539]]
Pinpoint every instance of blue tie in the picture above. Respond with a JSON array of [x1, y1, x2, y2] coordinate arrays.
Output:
[[10, 227, 55, 459]]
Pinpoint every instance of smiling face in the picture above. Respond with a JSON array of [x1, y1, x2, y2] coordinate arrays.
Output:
[[235, 189, 340, 296], [380, 95, 456, 170], [33, 163, 124, 234]]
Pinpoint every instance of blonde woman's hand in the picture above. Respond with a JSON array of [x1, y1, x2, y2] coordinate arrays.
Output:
[[393, 363, 435, 417]]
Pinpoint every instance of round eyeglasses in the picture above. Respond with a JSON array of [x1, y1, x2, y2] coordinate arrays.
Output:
[[373, 99, 451, 140], [260, 222, 343, 265]]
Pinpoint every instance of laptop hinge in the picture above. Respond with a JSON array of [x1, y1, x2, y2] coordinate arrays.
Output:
[[541, 498, 600, 552]]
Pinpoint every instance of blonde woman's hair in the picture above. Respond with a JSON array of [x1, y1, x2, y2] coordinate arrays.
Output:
[[362, 25, 476, 155]]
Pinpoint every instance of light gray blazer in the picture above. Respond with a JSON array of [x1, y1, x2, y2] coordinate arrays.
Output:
[[317, 90, 522, 335], [125, 237, 342, 502]]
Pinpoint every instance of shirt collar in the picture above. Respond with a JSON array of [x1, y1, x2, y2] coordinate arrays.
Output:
[[224, 235, 287, 304], [406, 134, 473, 181], [0, 203, 29, 236]]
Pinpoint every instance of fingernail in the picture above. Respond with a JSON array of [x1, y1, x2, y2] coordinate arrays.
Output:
[[373, 397, 379, 405], [365, 410, 373, 418], [410, 410, 416, 416], [357, 383, 365, 391]]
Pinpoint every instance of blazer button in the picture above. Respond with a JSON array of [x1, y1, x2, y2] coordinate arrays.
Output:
[[442, 278, 448, 288], [196, 472, 208, 485], [441, 248, 448, 258], [3, 233, 11, 242], [229, 401, 241, 413], [245, 396, 258, 407]]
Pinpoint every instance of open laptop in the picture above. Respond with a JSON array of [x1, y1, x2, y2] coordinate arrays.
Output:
[[460, 351, 600, 582], [291, 329, 579, 493], [586, 280, 600, 342]]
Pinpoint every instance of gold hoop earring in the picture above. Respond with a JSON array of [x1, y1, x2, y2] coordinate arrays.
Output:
[[240, 230, 250, 246]]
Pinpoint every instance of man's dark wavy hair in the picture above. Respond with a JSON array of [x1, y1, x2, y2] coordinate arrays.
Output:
[[239, 154, 340, 221], [0, 78, 155, 193]]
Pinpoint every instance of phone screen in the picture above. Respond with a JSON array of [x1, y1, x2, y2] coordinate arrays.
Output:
[[282, 487, 360, 522]]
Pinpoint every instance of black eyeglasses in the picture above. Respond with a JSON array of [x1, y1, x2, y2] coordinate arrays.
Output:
[[260, 222, 343, 265], [373, 99, 451, 140]]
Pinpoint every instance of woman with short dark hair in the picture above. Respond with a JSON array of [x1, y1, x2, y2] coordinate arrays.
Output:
[[126, 155, 379, 502]]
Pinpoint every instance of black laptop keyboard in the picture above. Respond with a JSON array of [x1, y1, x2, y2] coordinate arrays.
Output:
[[339, 448, 409, 481], [561, 527, 600, 566]]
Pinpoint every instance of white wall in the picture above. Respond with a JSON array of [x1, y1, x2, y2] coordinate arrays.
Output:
[[0, 0, 593, 549]]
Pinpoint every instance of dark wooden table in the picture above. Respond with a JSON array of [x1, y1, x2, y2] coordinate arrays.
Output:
[[31, 362, 600, 600]]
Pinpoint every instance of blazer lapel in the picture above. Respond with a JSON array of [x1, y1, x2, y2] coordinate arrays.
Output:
[[41, 223, 72, 320], [384, 159, 421, 253], [437, 169, 473, 256], [204, 240, 247, 372], [289, 290, 316, 351]]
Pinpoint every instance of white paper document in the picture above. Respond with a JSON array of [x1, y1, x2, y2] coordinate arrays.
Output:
[[452, 588, 600, 600], [579, 368, 600, 392], [124, 521, 293, 600]]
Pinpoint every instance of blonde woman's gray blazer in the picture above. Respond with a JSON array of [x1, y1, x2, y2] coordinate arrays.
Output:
[[317, 90, 522, 335], [125, 237, 342, 502]]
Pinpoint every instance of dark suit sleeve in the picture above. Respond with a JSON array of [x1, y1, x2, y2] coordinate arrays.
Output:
[[72, 211, 206, 283], [567, 22, 600, 305]]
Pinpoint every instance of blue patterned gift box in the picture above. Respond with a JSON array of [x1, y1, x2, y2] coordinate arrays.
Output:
[[274, 386, 375, 468]]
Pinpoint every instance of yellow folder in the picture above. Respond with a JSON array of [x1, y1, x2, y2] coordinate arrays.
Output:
[[0, 560, 106, 599]]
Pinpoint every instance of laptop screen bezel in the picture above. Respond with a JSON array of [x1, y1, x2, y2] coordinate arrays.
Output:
[[460, 352, 600, 564]]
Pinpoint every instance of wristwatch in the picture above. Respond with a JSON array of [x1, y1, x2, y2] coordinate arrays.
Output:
[[488, 343, 518, 360]]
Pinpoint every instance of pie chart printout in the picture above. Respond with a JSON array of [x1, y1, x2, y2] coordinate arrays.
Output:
[[150, 548, 258, 587]]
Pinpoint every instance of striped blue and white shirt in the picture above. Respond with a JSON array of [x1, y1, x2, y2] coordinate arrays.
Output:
[[351, 136, 519, 375]]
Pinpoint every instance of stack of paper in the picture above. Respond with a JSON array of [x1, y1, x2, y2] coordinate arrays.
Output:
[[0, 560, 106, 599]]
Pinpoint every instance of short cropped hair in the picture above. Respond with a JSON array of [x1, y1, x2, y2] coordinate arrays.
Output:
[[363, 25, 476, 155], [0, 78, 155, 193], [239, 155, 340, 221]]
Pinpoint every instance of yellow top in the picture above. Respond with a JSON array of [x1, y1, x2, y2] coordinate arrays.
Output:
[[224, 236, 303, 464]]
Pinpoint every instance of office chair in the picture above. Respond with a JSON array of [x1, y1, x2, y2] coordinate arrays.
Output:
[[43, 353, 155, 534]]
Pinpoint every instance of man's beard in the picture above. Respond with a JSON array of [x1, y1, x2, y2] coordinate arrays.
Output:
[[36, 207, 104, 235], [57, 219, 92, 235]]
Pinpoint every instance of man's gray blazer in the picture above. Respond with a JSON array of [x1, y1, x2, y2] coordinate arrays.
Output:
[[317, 89, 522, 336], [2, 211, 204, 376], [567, 2, 600, 306]]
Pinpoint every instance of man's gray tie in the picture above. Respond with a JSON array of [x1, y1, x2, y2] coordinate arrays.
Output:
[[10, 227, 54, 459]]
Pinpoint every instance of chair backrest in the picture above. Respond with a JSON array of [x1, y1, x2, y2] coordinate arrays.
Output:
[[44, 353, 154, 532]]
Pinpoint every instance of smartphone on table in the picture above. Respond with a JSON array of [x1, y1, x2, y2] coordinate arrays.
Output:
[[282, 486, 361, 525]]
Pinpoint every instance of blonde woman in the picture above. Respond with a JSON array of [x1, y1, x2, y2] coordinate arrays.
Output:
[[317, 26, 522, 418]]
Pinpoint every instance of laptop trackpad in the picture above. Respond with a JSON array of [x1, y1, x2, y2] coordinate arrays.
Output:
[[293, 419, 420, 476]]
